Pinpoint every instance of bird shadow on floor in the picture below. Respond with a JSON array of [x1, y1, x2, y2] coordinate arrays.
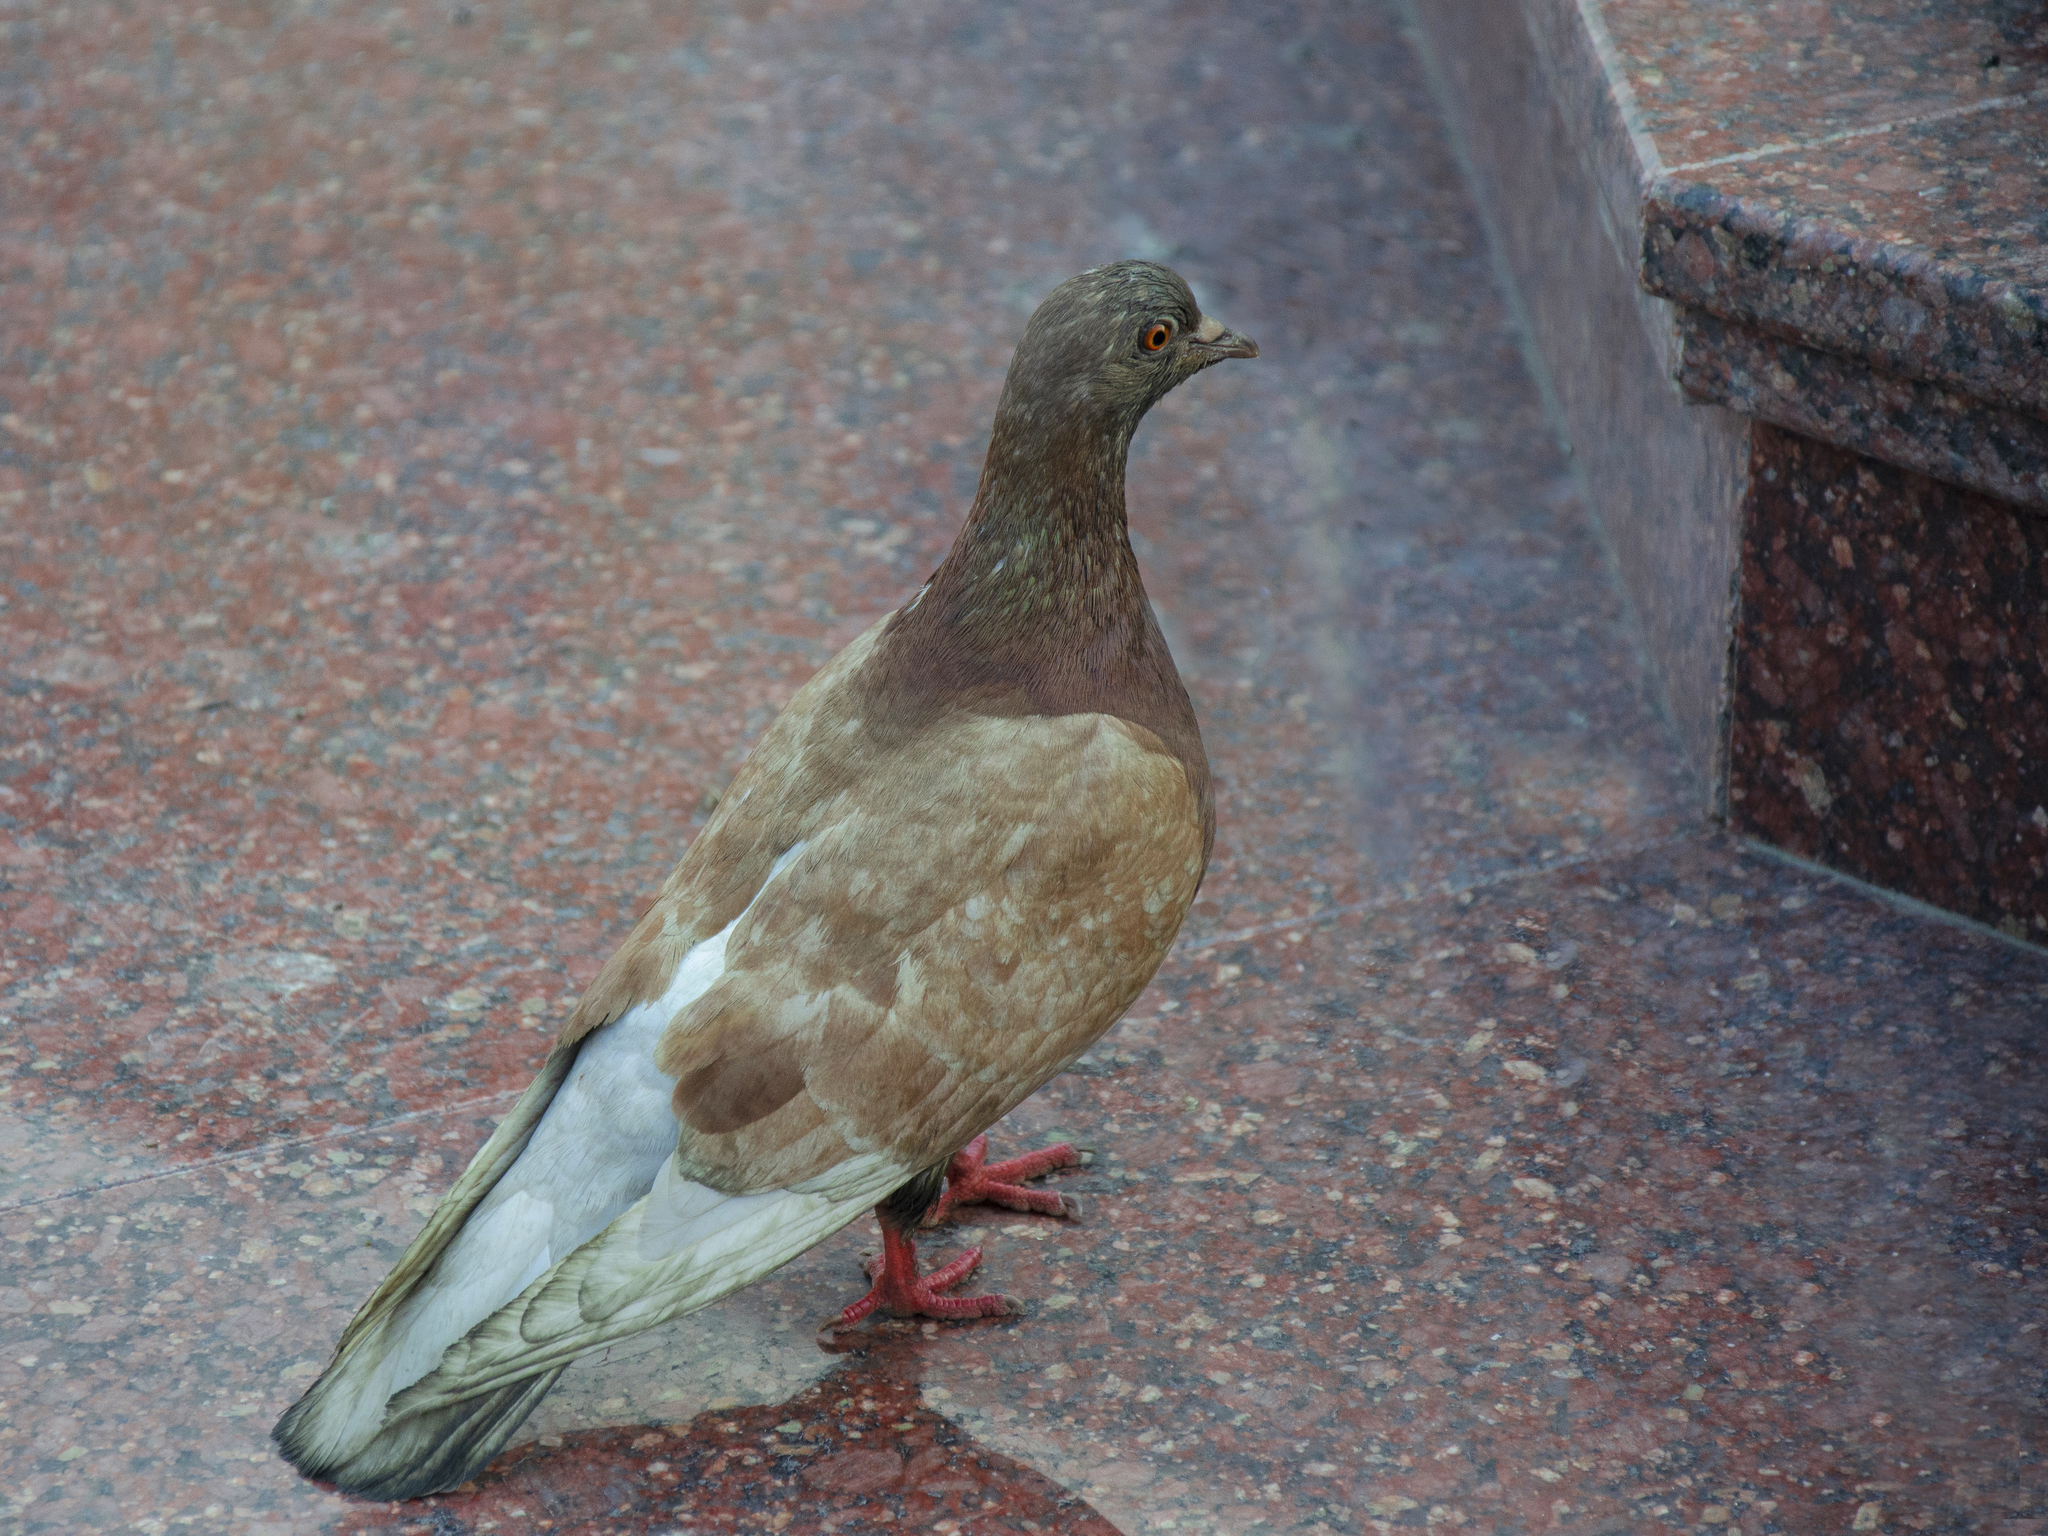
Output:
[[329, 1321, 1119, 1536]]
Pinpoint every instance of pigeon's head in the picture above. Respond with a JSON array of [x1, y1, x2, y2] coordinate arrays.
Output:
[[1000, 260, 1258, 439]]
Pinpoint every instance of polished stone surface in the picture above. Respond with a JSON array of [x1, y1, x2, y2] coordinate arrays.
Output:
[[1609, 0, 2048, 369], [1644, 171, 2048, 428], [1676, 309, 2048, 509], [1425, 1, 2048, 490], [1607, 0, 2045, 167], [1729, 423, 2048, 938], [1408, 0, 1750, 811], [9, 841, 2048, 1534], [0, 0, 1696, 1213], [1412, 0, 2048, 933], [1623, 1, 2048, 459], [4, 2, 2046, 1534]]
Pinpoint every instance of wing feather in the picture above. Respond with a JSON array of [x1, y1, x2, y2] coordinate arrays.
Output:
[[660, 710, 1206, 1194]]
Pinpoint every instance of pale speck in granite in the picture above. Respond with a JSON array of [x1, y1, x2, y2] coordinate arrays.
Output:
[[3, 0, 2046, 1532]]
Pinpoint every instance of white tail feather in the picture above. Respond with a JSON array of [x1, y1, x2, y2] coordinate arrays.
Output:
[[276, 843, 817, 1485], [287, 1154, 907, 1499]]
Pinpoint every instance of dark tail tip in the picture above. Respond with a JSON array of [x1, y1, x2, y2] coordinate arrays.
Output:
[[272, 1365, 568, 1501]]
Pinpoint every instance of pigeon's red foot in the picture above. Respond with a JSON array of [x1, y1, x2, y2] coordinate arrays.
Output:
[[923, 1134, 1086, 1226], [818, 1225, 1021, 1345]]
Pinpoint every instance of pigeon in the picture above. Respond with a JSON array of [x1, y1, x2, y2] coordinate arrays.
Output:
[[273, 260, 1257, 1500]]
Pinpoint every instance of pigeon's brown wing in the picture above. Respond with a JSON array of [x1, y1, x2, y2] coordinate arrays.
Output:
[[656, 707, 1208, 1194]]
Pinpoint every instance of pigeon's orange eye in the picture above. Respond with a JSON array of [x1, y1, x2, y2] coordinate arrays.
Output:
[[1142, 322, 1172, 352]]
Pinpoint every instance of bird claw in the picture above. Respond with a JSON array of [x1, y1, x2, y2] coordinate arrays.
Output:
[[922, 1135, 1086, 1227], [820, 1228, 1023, 1348], [823, 1135, 1089, 1348]]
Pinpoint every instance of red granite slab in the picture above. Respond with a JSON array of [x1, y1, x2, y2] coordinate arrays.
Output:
[[7, 836, 2046, 1534], [1414, 0, 2048, 934], [1604, 0, 2045, 166], [1602, 0, 2048, 462], [1674, 309, 2048, 508], [9, 0, 2043, 1533], [0, 0, 1694, 1207], [1729, 423, 2048, 937], [1643, 107, 2048, 422]]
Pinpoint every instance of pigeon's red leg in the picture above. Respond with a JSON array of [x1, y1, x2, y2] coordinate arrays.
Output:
[[818, 1223, 1021, 1344], [923, 1133, 1085, 1226]]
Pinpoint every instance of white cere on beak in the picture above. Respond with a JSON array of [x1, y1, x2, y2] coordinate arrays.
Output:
[[1193, 314, 1228, 344]]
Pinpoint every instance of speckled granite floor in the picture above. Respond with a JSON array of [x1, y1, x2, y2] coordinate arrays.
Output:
[[2, 2, 2043, 1533]]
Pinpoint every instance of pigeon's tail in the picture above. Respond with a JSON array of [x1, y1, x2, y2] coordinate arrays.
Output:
[[270, 1039, 586, 1494], [276, 841, 858, 1500], [273, 981, 690, 1497], [279, 1359, 571, 1503], [275, 1150, 904, 1499]]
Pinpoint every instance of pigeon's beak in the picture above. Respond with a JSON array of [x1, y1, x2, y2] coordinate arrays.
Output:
[[1188, 313, 1259, 360]]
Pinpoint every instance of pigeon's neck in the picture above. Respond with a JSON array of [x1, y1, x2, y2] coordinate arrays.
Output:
[[871, 410, 1182, 723], [935, 413, 1144, 646], [868, 401, 1211, 856]]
